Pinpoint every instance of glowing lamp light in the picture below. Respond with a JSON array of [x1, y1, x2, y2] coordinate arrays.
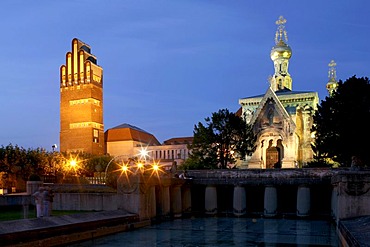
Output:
[[122, 165, 128, 172], [152, 164, 159, 171], [70, 160, 77, 168], [137, 162, 144, 169], [138, 147, 150, 160]]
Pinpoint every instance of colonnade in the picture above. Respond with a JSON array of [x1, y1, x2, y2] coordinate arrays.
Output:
[[118, 177, 192, 220], [120, 181, 311, 219], [205, 184, 311, 217], [151, 184, 192, 219]]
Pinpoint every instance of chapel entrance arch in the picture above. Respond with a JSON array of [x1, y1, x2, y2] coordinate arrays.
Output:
[[266, 147, 280, 168]]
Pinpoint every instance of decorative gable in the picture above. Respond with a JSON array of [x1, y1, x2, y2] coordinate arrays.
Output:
[[250, 87, 295, 137]]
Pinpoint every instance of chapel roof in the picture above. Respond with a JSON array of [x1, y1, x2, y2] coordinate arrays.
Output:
[[240, 89, 316, 100]]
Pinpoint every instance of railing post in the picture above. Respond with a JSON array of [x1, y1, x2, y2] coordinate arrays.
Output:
[[264, 185, 277, 217], [233, 185, 246, 217], [160, 185, 171, 218], [205, 185, 217, 215], [170, 185, 182, 218], [182, 184, 192, 215], [297, 184, 310, 217]]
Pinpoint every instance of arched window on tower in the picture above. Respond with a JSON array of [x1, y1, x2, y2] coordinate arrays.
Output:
[[85, 62, 91, 83], [61, 66, 66, 86]]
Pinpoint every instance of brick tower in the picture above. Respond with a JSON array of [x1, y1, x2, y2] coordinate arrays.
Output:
[[60, 38, 104, 155]]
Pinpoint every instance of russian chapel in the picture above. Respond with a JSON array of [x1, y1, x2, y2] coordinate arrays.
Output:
[[239, 16, 319, 168]]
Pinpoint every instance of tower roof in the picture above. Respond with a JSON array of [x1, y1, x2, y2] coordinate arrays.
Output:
[[326, 60, 339, 96], [270, 16, 292, 61], [105, 123, 160, 145]]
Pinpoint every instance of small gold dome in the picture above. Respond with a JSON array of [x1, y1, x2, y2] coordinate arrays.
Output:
[[270, 41, 292, 60]]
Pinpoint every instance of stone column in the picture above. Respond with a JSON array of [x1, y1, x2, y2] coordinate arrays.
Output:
[[233, 185, 246, 217], [117, 175, 156, 221], [160, 185, 171, 218], [296, 184, 310, 217], [205, 185, 217, 215], [264, 185, 277, 217], [331, 186, 338, 220], [148, 185, 157, 219], [170, 185, 182, 218], [182, 185, 192, 215]]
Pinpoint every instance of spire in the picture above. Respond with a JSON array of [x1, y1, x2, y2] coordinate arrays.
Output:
[[275, 16, 288, 45], [270, 16, 292, 91], [326, 60, 338, 96]]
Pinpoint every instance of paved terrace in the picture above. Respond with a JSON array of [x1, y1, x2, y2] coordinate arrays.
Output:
[[0, 210, 149, 247]]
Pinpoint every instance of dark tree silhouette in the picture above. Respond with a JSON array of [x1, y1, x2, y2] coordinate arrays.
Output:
[[185, 109, 256, 169], [311, 76, 370, 167]]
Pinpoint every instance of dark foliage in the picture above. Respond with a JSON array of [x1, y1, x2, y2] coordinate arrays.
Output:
[[185, 109, 256, 169], [311, 76, 370, 167]]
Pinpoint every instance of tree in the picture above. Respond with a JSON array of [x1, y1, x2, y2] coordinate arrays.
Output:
[[311, 76, 370, 167], [0, 144, 52, 188], [185, 109, 256, 169]]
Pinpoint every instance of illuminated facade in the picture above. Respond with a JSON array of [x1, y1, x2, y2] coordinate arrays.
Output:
[[105, 123, 160, 158], [105, 124, 191, 166], [60, 38, 105, 155], [326, 60, 339, 96], [239, 16, 319, 168]]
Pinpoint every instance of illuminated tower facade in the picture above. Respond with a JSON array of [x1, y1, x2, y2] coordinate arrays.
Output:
[[60, 38, 104, 155], [326, 60, 338, 96], [270, 16, 293, 91]]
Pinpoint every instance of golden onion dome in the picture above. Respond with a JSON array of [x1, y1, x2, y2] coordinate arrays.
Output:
[[270, 40, 292, 61]]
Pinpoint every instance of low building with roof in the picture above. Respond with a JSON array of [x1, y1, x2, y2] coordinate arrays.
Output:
[[105, 124, 192, 167], [104, 123, 160, 158]]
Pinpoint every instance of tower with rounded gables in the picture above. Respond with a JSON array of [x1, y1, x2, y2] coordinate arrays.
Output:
[[60, 38, 104, 155]]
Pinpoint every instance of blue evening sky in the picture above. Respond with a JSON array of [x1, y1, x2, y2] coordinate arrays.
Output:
[[0, 1, 369, 150]]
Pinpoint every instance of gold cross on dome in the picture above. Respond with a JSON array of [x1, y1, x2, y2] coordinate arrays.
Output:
[[328, 60, 337, 68], [274, 16, 288, 44], [276, 16, 286, 26]]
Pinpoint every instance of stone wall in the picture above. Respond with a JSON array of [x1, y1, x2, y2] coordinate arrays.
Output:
[[331, 170, 370, 222], [53, 193, 117, 211]]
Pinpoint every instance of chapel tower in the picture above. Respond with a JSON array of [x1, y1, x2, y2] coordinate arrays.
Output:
[[270, 16, 293, 91], [326, 60, 339, 96], [239, 16, 319, 169], [60, 38, 105, 155]]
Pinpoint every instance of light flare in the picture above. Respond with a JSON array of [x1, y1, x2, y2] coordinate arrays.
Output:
[[138, 146, 150, 161], [147, 160, 164, 179], [65, 154, 82, 174]]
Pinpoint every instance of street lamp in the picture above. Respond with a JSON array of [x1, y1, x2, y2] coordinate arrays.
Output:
[[52, 144, 57, 152]]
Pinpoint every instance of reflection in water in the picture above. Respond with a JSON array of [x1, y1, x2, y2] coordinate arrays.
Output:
[[71, 217, 338, 247]]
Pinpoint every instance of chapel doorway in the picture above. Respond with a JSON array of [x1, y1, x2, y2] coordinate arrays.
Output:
[[266, 147, 281, 168]]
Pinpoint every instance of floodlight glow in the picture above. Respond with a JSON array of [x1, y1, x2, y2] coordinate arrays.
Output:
[[138, 147, 150, 160], [70, 160, 77, 167], [122, 164, 128, 172], [153, 164, 159, 171]]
